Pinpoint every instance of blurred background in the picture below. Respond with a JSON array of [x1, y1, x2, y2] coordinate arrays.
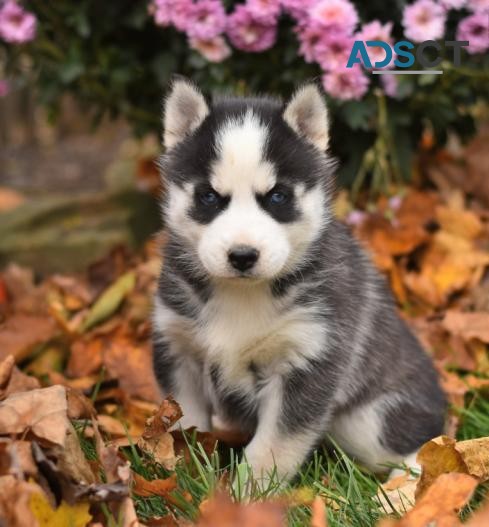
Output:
[[0, 0, 488, 272]]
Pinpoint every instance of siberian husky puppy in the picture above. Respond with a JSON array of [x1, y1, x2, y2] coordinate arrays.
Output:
[[152, 78, 446, 483]]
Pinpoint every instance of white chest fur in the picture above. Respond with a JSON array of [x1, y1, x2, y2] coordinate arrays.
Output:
[[198, 282, 328, 385]]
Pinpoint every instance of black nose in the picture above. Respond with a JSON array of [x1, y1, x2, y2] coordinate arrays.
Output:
[[228, 245, 259, 272]]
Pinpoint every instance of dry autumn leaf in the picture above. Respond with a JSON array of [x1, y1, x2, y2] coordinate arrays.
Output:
[[0, 354, 40, 400], [310, 496, 328, 527], [0, 385, 70, 446], [378, 472, 478, 527], [102, 329, 161, 402], [143, 397, 183, 439], [416, 435, 489, 498], [0, 474, 43, 527], [443, 311, 489, 344], [465, 498, 489, 527], [138, 432, 177, 471], [197, 492, 285, 527], [132, 472, 177, 498], [0, 314, 57, 362], [377, 473, 417, 515]]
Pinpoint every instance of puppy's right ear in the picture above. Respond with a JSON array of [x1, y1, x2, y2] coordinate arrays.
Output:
[[163, 77, 209, 149]]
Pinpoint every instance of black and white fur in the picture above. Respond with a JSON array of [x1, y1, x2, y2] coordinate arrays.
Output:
[[152, 78, 446, 483]]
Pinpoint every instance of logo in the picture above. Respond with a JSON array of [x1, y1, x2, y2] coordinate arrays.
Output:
[[347, 40, 469, 74]]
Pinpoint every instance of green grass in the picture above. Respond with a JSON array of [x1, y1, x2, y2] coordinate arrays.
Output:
[[74, 393, 489, 526]]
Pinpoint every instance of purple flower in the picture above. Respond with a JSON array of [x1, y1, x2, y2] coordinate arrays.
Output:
[[322, 65, 369, 101], [314, 30, 355, 71], [226, 4, 277, 52], [0, 79, 9, 97], [186, 0, 227, 39], [468, 0, 489, 13], [457, 13, 489, 53], [247, 0, 281, 24], [402, 0, 446, 42], [308, 0, 359, 34], [356, 20, 394, 68], [189, 35, 232, 62], [0, 0, 37, 44], [439, 0, 466, 10]]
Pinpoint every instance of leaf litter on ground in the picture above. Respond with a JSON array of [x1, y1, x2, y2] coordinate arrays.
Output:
[[1, 164, 489, 525]]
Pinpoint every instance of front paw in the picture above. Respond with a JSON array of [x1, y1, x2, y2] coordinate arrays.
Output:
[[231, 458, 285, 500]]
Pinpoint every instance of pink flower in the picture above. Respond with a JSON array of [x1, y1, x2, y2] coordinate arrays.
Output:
[[0, 0, 37, 44], [280, 0, 315, 21], [186, 0, 227, 39], [308, 0, 359, 34], [322, 65, 369, 101], [388, 195, 403, 211], [468, 0, 489, 13], [295, 21, 325, 62], [151, 0, 174, 27], [314, 30, 354, 71], [457, 13, 489, 53], [0, 79, 9, 97], [247, 0, 281, 24], [345, 210, 367, 226], [402, 0, 446, 42], [171, 0, 196, 31], [189, 35, 232, 62], [151, 0, 195, 31], [356, 20, 394, 68], [226, 4, 277, 52], [439, 0, 466, 10]]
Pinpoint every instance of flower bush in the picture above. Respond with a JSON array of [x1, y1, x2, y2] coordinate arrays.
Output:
[[1, 0, 488, 187]]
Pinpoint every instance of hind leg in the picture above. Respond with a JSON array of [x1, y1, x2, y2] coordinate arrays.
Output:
[[329, 393, 443, 473]]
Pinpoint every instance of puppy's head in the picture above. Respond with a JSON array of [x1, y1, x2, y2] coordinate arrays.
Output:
[[160, 78, 334, 282]]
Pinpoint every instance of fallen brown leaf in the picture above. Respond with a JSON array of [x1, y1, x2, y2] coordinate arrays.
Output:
[[310, 496, 328, 527], [0, 314, 57, 362], [0, 354, 40, 400], [378, 472, 478, 527], [132, 472, 177, 498], [67, 336, 104, 378], [66, 387, 95, 420], [417, 435, 489, 498], [0, 474, 43, 527], [377, 473, 417, 515], [0, 384, 70, 446], [443, 311, 489, 344], [0, 438, 38, 478], [143, 397, 183, 440], [466, 498, 489, 526], [197, 492, 285, 527], [138, 433, 177, 471], [103, 329, 161, 402], [92, 417, 131, 484]]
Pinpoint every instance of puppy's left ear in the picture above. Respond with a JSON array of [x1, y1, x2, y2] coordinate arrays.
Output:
[[163, 77, 209, 149], [283, 84, 329, 151]]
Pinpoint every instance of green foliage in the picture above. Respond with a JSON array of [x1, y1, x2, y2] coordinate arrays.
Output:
[[2, 1, 488, 188]]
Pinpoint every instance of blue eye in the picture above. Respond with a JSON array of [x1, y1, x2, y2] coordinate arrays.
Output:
[[269, 191, 287, 205], [199, 190, 219, 206]]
